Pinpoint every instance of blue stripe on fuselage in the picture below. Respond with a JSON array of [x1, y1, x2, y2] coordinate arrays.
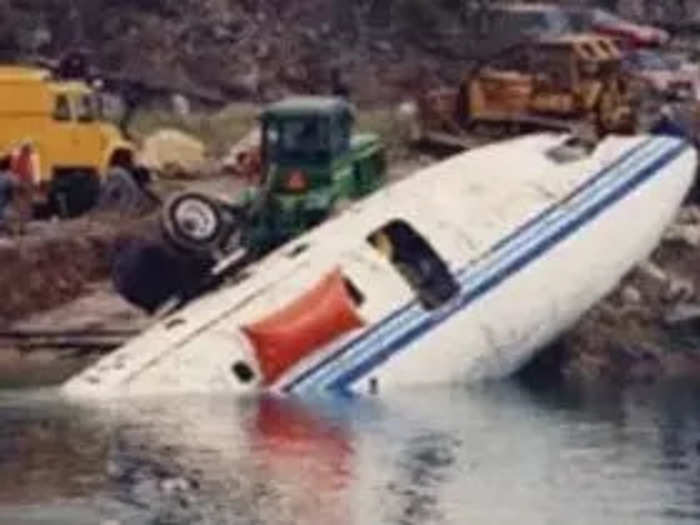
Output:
[[281, 137, 688, 393]]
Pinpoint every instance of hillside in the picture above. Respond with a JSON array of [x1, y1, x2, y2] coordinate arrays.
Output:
[[0, 0, 647, 106], [3, 1, 699, 105], [0, 1, 473, 105]]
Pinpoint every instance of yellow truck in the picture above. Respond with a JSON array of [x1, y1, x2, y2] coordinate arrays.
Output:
[[0, 66, 145, 217]]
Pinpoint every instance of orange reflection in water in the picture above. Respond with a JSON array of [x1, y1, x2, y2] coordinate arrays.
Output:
[[251, 396, 355, 523]]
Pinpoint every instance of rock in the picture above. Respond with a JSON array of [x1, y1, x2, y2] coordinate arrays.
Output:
[[160, 476, 192, 495], [677, 205, 700, 225], [130, 476, 162, 506], [255, 41, 271, 59], [621, 285, 643, 305], [664, 302, 700, 326], [372, 40, 394, 54], [137, 129, 206, 179], [0, 347, 23, 367], [25, 349, 59, 366], [663, 223, 700, 247], [395, 101, 420, 142], [664, 352, 700, 377], [212, 24, 233, 42], [663, 274, 696, 303], [106, 459, 124, 479], [238, 64, 261, 97], [302, 28, 319, 43], [628, 355, 662, 384], [171, 94, 190, 117], [637, 261, 669, 286], [678, 225, 700, 247], [221, 125, 261, 173]]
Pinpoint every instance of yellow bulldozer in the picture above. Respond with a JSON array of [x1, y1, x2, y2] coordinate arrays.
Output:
[[415, 34, 637, 149]]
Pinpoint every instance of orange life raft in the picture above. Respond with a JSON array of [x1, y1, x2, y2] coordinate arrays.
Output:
[[242, 269, 365, 385]]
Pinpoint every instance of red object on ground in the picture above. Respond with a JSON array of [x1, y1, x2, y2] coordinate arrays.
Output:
[[236, 147, 262, 183], [591, 9, 669, 48], [242, 268, 365, 385]]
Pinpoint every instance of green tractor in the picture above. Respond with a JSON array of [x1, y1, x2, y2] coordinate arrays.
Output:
[[162, 96, 386, 259]]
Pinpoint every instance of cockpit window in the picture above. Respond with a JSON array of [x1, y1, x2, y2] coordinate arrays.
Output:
[[368, 219, 459, 310]]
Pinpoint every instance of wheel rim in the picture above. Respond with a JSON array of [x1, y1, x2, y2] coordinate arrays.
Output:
[[100, 170, 142, 212], [173, 199, 219, 242]]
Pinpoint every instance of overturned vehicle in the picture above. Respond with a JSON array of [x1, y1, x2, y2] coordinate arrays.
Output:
[[114, 96, 386, 313]]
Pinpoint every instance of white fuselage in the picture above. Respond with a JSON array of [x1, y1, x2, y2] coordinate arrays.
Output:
[[62, 133, 697, 399]]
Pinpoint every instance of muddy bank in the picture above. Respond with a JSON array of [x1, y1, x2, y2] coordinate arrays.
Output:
[[0, 282, 150, 388], [0, 214, 158, 326]]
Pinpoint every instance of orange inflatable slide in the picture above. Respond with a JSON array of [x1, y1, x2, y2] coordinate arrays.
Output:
[[242, 269, 366, 385]]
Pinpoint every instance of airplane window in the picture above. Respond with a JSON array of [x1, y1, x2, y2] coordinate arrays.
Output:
[[367, 219, 459, 310]]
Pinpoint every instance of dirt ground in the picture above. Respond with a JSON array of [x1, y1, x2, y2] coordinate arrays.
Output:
[[0, 215, 160, 325], [0, 282, 150, 388]]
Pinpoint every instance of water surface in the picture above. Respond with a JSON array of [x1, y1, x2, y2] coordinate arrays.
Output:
[[1, 381, 700, 524]]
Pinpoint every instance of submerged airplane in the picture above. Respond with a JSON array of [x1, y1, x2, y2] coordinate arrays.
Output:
[[62, 132, 697, 399]]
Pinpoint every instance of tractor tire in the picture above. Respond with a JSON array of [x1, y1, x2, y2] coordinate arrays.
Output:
[[98, 167, 150, 215], [161, 192, 235, 255], [49, 171, 101, 218]]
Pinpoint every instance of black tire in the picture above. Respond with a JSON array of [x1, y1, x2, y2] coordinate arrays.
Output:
[[49, 170, 100, 218], [98, 167, 149, 215], [161, 192, 229, 255]]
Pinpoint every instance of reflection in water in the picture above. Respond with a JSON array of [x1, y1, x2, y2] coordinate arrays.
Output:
[[386, 432, 459, 525], [1, 382, 700, 524], [0, 398, 108, 505], [250, 397, 354, 525]]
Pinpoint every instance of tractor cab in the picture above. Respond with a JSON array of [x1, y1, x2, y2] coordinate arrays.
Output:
[[161, 96, 386, 262], [260, 96, 354, 190], [243, 96, 385, 253]]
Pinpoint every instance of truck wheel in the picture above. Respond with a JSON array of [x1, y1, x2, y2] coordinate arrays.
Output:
[[49, 171, 101, 218], [161, 192, 228, 255], [98, 167, 149, 215]]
